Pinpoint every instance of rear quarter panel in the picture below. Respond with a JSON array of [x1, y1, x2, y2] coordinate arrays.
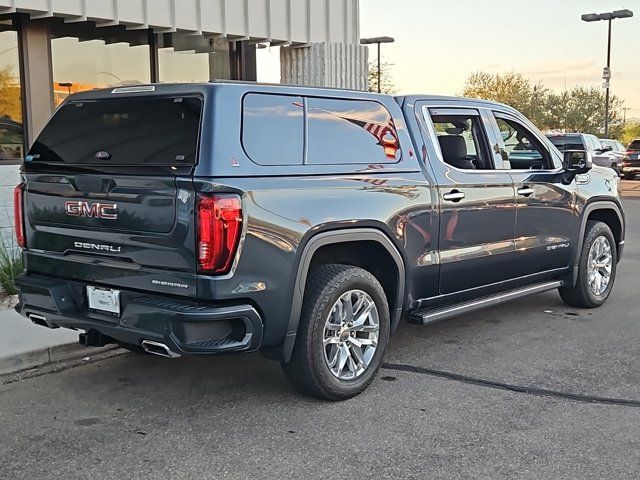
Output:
[[195, 85, 437, 346]]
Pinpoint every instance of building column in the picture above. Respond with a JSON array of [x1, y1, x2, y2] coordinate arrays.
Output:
[[18, 20, 54, 146], [280, 42, 368, 91]]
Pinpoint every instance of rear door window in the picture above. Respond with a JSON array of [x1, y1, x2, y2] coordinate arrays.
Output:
[[430, 112, 493, 170], [306, 98, 400, 165], [242, 93, 304, 166], [29, 96, 203, 165]]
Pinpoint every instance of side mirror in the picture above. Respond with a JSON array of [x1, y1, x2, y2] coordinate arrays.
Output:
[[563, 150, 592, 175], [602, 145, 613, 152]]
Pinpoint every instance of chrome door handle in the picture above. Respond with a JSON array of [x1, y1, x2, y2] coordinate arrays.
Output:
[[517, 187, 535, 197], [443, 190, 465, 202]]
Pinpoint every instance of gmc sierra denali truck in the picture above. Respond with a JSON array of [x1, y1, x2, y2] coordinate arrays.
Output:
[[14, 82, 624, 400]]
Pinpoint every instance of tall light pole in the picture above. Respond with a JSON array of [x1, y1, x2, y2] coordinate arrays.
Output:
[[360, 36, 395, 94], [581, 9, 633, 138]]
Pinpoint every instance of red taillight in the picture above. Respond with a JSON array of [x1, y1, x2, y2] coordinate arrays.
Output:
[[197, 194, 243, 274], [13, 183, 25, 248]]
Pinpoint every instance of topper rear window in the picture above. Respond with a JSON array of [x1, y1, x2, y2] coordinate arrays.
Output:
[[28, 96, 202, 165]]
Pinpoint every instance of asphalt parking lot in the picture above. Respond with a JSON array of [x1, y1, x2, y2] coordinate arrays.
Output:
[[1, 186, 640, 480]]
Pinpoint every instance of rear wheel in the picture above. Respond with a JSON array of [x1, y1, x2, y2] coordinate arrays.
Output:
[[282, 264, 390, 401], [559, 221, 617, 308]]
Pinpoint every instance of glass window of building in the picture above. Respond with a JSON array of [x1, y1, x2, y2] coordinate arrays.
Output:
[[0, 28, 24, 163], [256, 45, 281, 83], [51, 36, 150, 106], [158, 34, 231, 83]]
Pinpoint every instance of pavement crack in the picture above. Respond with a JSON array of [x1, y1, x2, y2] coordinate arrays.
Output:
[[382, 362, 640, 407]]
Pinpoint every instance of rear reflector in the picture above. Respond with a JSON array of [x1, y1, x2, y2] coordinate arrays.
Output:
[[13, 183, 25, 248], [197, 194, 243, 274]]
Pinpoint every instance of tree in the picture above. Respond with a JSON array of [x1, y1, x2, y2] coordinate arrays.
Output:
[[545, 86, 624, 138], [621, 121, 640, 146], [0, 66, 22, 123], [462, 71, 626, 138], [462, 71, 548, 127], [368, 61, 396, 95]]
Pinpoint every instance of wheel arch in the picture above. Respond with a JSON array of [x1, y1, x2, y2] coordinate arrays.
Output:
[[570, 200, 625, 286], [281, 228, 406, 363]]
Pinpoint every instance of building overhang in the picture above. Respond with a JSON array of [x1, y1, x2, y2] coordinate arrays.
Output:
[[0, 0, 360, 46]]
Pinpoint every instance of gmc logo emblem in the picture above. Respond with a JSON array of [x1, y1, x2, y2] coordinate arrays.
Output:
[[64, 201, 118, 220]]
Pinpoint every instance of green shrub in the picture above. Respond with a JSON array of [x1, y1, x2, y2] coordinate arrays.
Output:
[[0, 236, 22, 296]]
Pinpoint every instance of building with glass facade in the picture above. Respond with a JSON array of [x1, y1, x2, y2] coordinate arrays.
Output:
[[0, 0, 367, 247]]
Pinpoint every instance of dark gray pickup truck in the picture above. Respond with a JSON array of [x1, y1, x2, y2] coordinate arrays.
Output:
[[14, 82, 624, 400]]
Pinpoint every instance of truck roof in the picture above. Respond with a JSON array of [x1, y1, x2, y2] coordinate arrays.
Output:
[[63, 81, 518, 115]]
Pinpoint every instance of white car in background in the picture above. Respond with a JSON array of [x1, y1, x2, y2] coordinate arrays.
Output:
[[600, 138, 627, 165], [547, 133, 621, 175]]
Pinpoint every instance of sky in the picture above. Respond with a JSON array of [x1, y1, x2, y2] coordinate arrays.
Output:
[[359, 0, 640, 118]]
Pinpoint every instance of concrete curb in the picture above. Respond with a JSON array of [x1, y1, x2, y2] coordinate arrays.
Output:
[[0, 342, 117, 376]]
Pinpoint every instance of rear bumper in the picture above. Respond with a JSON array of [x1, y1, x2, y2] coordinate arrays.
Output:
[[15, 274, 263, 357]]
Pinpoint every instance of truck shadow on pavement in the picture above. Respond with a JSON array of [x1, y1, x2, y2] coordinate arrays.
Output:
[[47, 284, 640, 408]]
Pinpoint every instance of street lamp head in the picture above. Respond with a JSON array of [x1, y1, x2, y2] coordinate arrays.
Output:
[[613, 9, 633, 19], [581, 13, 601, 22], [360, 36, 395, 45], [581, 9, 633, 22]]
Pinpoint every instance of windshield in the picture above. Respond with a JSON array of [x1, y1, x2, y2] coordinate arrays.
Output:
[[28, 96, 202, 165], [547, 135, 584, 152], [629, 140, 640, 151]]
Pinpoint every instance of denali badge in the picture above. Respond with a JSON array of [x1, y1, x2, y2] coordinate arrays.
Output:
[[74, 242, 121, 253], [65, 201, 118, 220]]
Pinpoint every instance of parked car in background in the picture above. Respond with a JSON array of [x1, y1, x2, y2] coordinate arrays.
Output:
[[622, 139, 640, 180], [600, 139, 626, 163], [0, 117, 24, 161], [547, 133, 620, 175]]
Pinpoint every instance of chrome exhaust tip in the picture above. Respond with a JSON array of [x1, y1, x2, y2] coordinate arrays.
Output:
[[141, 340, 181, 358], [28, 313, 58, 329]]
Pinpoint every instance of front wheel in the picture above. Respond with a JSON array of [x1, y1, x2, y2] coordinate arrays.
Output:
[[282, 264, 390, 401], [559, 221, 617, 308]]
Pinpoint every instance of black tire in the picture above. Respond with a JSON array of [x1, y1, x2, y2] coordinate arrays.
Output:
[[559, 221, 617, 308], [624, 173, 635, 180], [281, 264, 390, 401]]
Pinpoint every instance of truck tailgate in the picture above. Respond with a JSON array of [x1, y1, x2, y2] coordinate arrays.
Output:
[[23, 173, 198, 296]]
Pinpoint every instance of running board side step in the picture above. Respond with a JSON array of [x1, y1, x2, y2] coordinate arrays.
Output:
[[408, 281, 563, 326]]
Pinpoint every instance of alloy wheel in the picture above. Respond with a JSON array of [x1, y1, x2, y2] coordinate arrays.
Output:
[[587, 236, 613, 296], [322, 290, 380, 380]]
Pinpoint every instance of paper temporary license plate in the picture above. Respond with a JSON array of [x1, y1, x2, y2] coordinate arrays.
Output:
[[87, 286, 121, 315]]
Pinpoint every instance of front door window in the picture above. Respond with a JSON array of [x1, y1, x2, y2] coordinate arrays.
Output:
[[494, 116, 552, 170]]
